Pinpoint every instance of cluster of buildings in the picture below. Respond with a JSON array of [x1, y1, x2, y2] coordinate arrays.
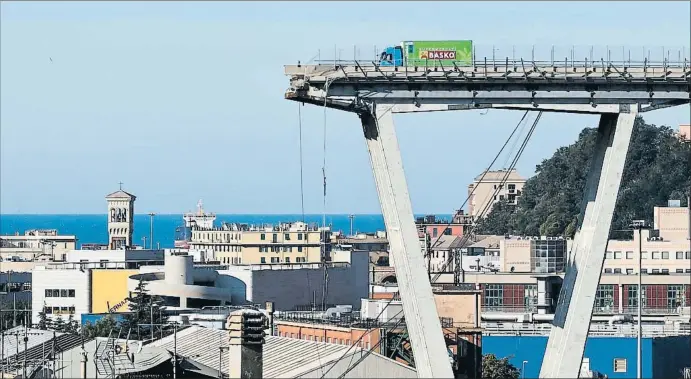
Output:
[[1, 147, 690, 378]]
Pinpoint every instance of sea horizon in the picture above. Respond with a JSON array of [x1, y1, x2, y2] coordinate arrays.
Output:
[[0, 213, 453, 249]]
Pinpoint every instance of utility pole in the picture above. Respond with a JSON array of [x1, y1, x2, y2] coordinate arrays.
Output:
[[631, 219, 648, 379], [148, 212, 156, 249], [173, 323, 177, 379]]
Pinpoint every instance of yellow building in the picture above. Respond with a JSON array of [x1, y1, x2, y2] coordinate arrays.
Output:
[[91, 269, 138, 313], [189, 221, 330, 265]]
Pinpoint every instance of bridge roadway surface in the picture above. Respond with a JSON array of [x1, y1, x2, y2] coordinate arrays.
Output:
[[284, 58, 690, 379]]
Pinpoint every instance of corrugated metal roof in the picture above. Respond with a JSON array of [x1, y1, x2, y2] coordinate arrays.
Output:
[[149, 326, 367, 378], [1, 326, 66, 360]]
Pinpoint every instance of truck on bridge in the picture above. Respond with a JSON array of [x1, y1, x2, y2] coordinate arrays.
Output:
[[379, 40, 473, 67]]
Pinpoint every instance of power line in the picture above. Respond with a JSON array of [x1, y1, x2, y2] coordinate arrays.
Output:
[[323, 111, 541, 377]]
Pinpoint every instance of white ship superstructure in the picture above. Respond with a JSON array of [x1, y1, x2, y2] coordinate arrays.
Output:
[[175, 200, 216, 248]]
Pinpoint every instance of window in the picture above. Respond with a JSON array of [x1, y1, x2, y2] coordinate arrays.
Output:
[[661, 251, 669, 259], [676, 251, 685, 259], [327, 337, 331, 343], [260, 233, 266, 240], [60, 289, 68, 297], [508, 184, 516, 190], [285, 257, 290, 263], [271, 257, 279, 263], [614, 251, 622, 259], [613, 268, 622, 274], [641, 251, 648, 259], [52, 289, 59, 297], [676, 269, 684, 273], [641, 268, 648, 274], [604, 268, 613, 274], [272, 234, 278, 243], [614, 358, 627, 373], [432, 228, 438, 238], [260, 257, 266, 263], [298, 246, 303, 253], [652, 269, 659, 274], [285, 233, 290, 240], [346, 339, 351, 345], [661, 269, 669, 274], [298, 233, 303, 240], [626, 268, 634, 275], [605, 251, 613, 259], [686, 252, 691, 259], [652, 251, 660, 259], [626, 251, 633, 259]]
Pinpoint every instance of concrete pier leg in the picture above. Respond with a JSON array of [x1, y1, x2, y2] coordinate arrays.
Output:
[[540, 108, 637, 378], [360, 103, 454, 378]]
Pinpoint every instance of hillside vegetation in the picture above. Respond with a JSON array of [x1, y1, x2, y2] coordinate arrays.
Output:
[[476, 117, 690, 237]]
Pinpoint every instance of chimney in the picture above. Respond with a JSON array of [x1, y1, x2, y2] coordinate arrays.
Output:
[[265, 301, 275, 336], [227, 309, 266, 379]]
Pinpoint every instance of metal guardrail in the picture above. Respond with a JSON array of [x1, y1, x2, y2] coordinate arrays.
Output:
[[275, 311, 454, 329], [483, 322, 691, 337], [302, 44, 691, 68]]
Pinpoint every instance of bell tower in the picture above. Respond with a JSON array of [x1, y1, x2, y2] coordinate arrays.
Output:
[[106, 183, 136, 249]]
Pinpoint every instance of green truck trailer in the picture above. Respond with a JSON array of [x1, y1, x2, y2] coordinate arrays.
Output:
[[379, 40, 474, 67]]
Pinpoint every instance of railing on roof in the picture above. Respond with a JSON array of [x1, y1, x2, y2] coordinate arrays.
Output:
[[275, 311, 454, 329], [482, 322, 690, 337]]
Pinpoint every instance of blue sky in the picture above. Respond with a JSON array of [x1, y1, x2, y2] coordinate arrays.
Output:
[[1, 1, 689, 214]]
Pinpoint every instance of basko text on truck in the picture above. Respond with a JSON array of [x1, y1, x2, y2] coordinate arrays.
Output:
[[379, 40, 473, 67]]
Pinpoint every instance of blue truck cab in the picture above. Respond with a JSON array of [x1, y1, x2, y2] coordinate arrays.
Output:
[[379, 45, 404, 66]]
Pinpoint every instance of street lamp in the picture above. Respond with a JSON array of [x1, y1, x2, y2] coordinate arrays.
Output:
[[148, 213, 156, 250], [630, 219, 649, 379], [522, 360, 528, 379]]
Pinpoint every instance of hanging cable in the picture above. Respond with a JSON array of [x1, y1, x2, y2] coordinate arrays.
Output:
[[424, 110, 529, 260], [431, 111, 543, 281], [324, 111, 543, 378], [298, 103, 306, 223]]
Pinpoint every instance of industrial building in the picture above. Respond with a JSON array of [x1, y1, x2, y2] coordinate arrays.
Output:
[[482, 323, 690, 378]]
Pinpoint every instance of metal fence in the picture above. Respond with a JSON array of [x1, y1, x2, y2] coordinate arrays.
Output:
[[275, 311, 454, 329], [303, 44, 691, 68]]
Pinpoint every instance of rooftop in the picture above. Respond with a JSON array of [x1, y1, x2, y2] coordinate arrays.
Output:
[[149, 325, 414, 378], [105, 190, 136, 200], [472, 169, 526, 183]]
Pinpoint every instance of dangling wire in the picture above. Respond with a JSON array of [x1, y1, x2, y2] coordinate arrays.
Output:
[[298, 103, 306, 223]]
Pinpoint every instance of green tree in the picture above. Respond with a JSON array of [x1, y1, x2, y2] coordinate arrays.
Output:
[[121, 278, 168, 340], [478, 117, 691, 238], [52, 315, 66, 332], [81, 314, 118, 339], [482, 353, 520, 379], [37, 305, 50, 330]]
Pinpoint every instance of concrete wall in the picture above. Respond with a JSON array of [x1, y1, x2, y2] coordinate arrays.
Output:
[[31, 267, 91, 324], [433, 290, 480, 329], [90, 269, 138, 313]]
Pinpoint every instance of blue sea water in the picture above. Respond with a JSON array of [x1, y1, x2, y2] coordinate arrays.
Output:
[[0, 214, 451, 248]]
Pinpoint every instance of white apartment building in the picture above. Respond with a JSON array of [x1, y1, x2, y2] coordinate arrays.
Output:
[[467, 169, 527, 219], [0, 229, 76, 262], [190, 221, 331, 265]]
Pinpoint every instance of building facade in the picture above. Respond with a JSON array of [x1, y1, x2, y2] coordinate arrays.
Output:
[[0, 229, 76, 262], [467, 169, 526, 219], [106, 189, 136, 249], [189, 221, 330, 265], [482, 327, 690, 379]]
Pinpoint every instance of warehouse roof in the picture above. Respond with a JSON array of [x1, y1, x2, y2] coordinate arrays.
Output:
[[150, 325, 416, 378]]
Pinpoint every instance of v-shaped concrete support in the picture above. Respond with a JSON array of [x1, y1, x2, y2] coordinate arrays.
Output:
[[540, 108, 637, 378], [360, 103, 454, 378]]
